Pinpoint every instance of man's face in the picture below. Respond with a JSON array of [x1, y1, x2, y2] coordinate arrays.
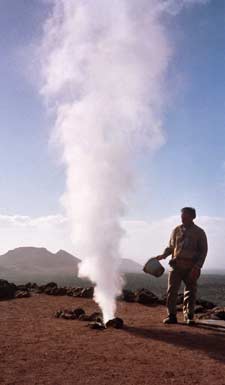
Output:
[[181, 211, 193, 226]]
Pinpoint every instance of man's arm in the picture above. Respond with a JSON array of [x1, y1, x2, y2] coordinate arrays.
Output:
[[189, 230, 208, 281], [195, 230, 208, 269], [157, 228, 176, 260]]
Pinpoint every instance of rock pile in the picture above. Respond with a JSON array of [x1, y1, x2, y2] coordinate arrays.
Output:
[[15, 282, 39, 299], [55, 307, 104, 325], [196, 307, 225, 321], [196, 298, 215, 308], [79, 312, 103, 322], [88, 321, 105, 330], [55, 307, 86, 320], [0, 279, 17, 300], [54, 307, 124, 330], [33, 283, 220, 315], [67, 287, 94, 298], [15, 290, 30, 298], [0, 279, 222, 320], [122, 288, 161, 306], [38, 283, 94, 298], [136, 289, 160, 305], [122, 290, 136, 303], [105, 317, 124, 329], [87, 316, 124, 330], [37, 282, 60, 295]]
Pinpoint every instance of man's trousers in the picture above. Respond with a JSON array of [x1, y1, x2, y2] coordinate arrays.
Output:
[[167, 267, 197, 318]]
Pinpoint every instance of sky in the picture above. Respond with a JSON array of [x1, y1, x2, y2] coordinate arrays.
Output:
[[0, 0, 224, 270]]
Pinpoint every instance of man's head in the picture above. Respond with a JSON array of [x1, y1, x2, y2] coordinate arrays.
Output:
[[181, 207, 196, 226]]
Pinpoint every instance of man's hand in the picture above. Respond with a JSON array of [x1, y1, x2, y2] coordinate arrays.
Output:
[[156, 255, 165, 261], [189, 265, 201, 282]]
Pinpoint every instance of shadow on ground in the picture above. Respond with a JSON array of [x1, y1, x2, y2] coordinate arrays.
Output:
[[124, 325, 225, 364]]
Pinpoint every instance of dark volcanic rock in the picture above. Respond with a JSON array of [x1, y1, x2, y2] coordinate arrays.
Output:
[[38, 282, 58, 294], [67, 287, 83, 297], [56, 287, 67, 296], [25, 282, 32, 289], [197, 307, 225, 321], [45, 287, 58, 295], [136, 289, 160, 305], [73, 308, 85, 318], [88, 321, 105, 330], [79, 312, 102, 322], [17, 282, 39, 291], [45, 282, 58, 289], [30, 283, 38, 290], [106, 318, 124, 329], [213, 308, 225, 320], [194, 305, 205, 314], [45, 286, 67, 296], [72, 287, 83, 297], [38, 285, 95, 298], [40, 285, 95, 297], [79, 314, 92, 321], [122, 289, 136, 302], [0, 279, 16, 300], [55, 306, 105, 325], [55, 310, 77, 320], [80, 287, 94, 299], [37, 282, 68, 296], [63, 312, 77, 320], [15, 290, 30, 298], [55, 307, 85, 320], [55, 310, 64, 318], [44, 282, 58, 294], [89, 312, 103, 322], [66, 286, 94, 298]]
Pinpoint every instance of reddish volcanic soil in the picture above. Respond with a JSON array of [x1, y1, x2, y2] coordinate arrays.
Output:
[[0, 294, 224, 385]]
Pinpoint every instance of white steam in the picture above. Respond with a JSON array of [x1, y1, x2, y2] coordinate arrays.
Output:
[[40, 0, 206, 322]]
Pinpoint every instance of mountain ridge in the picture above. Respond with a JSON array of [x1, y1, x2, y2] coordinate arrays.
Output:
[[0, 247, 142, 277]]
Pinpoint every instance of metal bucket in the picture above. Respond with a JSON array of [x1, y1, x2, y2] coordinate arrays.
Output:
[[143, 257, 165, 277]]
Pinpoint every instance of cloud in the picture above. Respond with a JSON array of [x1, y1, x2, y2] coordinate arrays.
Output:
[[0, 213, 224, 271], [158, 0, 209, 15], [0, 214, 71, 255], [0, 214, 66, 228]]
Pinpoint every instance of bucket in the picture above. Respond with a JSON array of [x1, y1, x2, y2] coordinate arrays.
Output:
[[143, 257, 165, 277]]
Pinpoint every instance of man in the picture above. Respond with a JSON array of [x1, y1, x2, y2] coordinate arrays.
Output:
[[157, 207, 208, 325]]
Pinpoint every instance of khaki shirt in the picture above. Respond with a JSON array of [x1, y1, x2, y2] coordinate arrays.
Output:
[[163, 223, 208, 269]]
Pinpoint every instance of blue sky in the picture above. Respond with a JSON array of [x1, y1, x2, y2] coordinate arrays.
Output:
[[0, 1, 224, 267], [0, 0, 63, 216], [134, 0, 225, 221]]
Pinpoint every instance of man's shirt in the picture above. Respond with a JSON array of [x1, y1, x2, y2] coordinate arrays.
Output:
[[163, 223, 208, 269]]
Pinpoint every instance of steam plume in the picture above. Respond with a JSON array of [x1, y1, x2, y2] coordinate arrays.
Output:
[[40, 0, 206, 322]]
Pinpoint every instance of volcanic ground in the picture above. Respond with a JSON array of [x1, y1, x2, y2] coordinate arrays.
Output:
[[0, 294, 224, 385]]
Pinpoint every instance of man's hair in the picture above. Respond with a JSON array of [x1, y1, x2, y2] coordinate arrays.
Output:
[[181, 207, 196, 219]]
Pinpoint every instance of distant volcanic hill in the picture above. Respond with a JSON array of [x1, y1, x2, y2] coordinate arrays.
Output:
[[0, 247, 81, 276], [0, 247, 142, 282]]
